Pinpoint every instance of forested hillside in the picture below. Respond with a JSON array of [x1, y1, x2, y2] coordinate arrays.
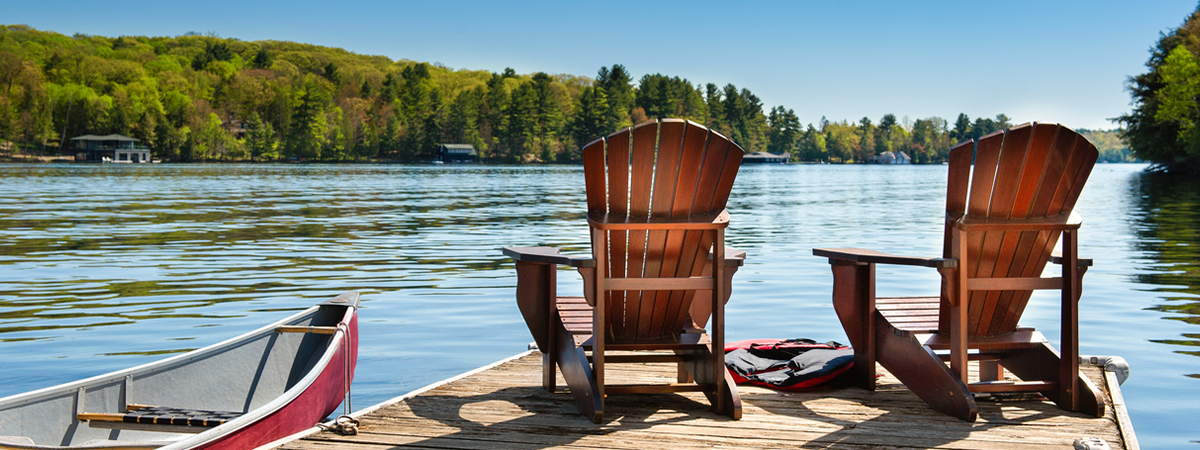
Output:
[[0, 25, 1127, 163], [1079, 129, 1137, 163]]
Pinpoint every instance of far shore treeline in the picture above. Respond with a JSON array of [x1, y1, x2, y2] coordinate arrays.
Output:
[[0, 25, 1133, 164]]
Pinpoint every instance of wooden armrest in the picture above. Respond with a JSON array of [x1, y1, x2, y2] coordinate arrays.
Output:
[[502, 246, 596, 268], [948, 211, 1082, 231], [813, 247, 957, 269], [1050, 252, 1094, 267], [587, 210, 730, 231], [708, 247, 747, 267]]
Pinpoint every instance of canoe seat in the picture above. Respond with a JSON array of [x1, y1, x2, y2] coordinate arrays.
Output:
[[78, 404, 242, 433]]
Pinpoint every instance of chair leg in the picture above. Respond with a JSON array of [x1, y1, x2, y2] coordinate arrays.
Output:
[[830, 261, 877, 391], [554, 323, 603, 423], [845, 350, 878, 391], [719, 368, 743, 419], [978, 360, 1003, 382], [878, 323, 976, 421], [1000, 344, 1105, 417], [684, 344, 742, 420], [542, 352, 556, 393], [677, 362, 691, 383], [543, 301, 560, 393]]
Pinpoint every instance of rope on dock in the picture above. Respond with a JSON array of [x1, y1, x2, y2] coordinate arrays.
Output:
[[322, 322, 359, 436]]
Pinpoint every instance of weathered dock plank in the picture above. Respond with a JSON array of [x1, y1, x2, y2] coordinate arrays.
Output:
[[269, 351, 1131, 450]]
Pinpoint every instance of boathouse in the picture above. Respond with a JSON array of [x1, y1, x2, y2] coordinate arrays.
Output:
[[870, 150, 911, 164], [437, 144, 478, 163], [742, 151, 788, 164], [71, 134, 150, 163]]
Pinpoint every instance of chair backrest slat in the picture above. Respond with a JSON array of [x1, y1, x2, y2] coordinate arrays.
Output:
[[942, 122, 1097, 337], [605, 131, 631, 337], [643, 121, 685, 338], [623, 121, 658, 337]]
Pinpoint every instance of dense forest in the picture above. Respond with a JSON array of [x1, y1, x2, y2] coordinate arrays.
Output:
[[1119, 4, 1200, 172], [0, 25, 1131, 164]]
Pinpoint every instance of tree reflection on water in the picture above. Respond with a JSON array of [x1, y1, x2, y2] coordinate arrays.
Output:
[[1130, 171, 1200, 376]]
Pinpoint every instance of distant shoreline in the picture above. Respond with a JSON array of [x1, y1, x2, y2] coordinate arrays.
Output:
[[0, 155, 1148, 167]]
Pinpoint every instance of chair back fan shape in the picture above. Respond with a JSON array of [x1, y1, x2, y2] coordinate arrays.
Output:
[[814, 122, 1105, 421], [942, 123, 1098, 337], [581, 119, 744, 344], [503, 118, 746, 423]]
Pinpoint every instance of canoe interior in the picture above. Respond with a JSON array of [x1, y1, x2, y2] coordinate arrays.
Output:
[[0, 304, 347, 448]]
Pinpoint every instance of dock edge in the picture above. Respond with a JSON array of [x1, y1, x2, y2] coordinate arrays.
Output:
[[252, 350, 537, 450]]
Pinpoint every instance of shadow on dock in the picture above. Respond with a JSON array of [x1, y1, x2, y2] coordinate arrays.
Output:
[[273, 352, 1129, 449]]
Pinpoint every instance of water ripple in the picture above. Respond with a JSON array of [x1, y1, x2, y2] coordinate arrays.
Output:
[[0, 162, 1196, 448]]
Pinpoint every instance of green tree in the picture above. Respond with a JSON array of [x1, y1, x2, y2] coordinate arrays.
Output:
[[597, 64, 633, 129], [635, 74, 707, 122], [193, 112, 240, 160], [0, 51, 25, 96], [502, 81, 538, 162], [323, 62, 340, 85], [994, 113, 1012, 130], [251, 48, 272, 69], [285, 80, 329, 159], [531, 72, 564, 161], [445, 87, 485, 151], [359, 79, 372, 99], [720, 85, 767, 151], [354, 120, 379, 160], [971, 116, 996, 140], [379, 73, 400, 103], [704, 83, 725, 132], [570, 85, 609, 149], [797, 124, 826, 162], [478, 73, 509, 160], [877, 113, 898, 154], [766, 106, 800, 158], [824, 121, 856, 163], [244, 111, 278, 160], [857, 117, 876, 161], [952, 113, 971, 142], [907, 117, 951, 163], [397, 63, 442, 159]]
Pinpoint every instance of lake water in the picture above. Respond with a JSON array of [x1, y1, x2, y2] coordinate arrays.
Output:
[[0, 163, 1196, 448]]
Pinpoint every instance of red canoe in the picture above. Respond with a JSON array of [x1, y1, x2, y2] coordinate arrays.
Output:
[[0, 292, 359, 450]]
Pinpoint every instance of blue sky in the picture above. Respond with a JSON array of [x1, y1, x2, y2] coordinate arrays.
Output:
[[5, 1, 1197, 130]]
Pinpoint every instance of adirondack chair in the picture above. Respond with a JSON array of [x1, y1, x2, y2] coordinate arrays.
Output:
[[503, 119, 746, 423], [813, 122, 1104, 421]]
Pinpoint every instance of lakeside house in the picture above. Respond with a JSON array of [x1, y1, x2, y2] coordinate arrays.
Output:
[[221, 118, 250, 138], [437, 143, 478, 163], [870, 151, 912, 164], [70, 134, 150, 163], [742, 151, 788, 164]]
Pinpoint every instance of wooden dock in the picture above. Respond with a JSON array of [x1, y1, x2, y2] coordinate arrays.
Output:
[[266, 351, 1135, 450]]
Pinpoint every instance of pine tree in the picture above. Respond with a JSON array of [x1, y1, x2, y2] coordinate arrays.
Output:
[[570, 86, 609, 149], [767, 106, 800, 158], [597, 64, 634, 129]]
